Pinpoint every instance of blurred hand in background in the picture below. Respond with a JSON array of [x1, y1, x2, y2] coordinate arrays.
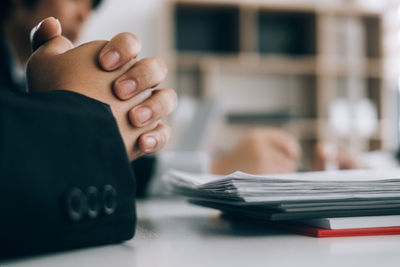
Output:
[[312, 142, 360, 171], [210, 128, 301, 175]]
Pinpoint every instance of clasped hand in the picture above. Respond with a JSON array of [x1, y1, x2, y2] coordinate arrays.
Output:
[[27, 17, 177, 160]]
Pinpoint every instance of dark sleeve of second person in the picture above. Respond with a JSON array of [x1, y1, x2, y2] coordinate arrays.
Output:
[[0, 89, 137, 258], [132, 155, 157, 198]]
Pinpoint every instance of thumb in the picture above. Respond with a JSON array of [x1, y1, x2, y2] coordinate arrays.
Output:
[[30, 17, 74, 55]]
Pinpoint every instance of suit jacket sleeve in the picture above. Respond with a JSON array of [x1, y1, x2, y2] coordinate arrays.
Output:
[[0, 89, 137, 258], [132, 155, 157, 198]]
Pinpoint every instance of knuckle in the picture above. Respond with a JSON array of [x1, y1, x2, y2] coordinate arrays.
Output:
[[156, 89, 177, 114], [121, 32, 141, 45], [144, 57, 168, 77], [156, 132, 165, 148], [122, 32, 139, 41], [152, 94, 165, 116], [115, 32, 142, 55], [162, 89, 177, 111], [129, 57, 168, 90], [154, 133, 162, 150], [159, 125, 170, 147], [126, 33, 141, 51], [154, 57, 168, 75]]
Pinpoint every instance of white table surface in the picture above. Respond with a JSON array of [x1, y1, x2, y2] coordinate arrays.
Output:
[[3, 198, 400, 267]]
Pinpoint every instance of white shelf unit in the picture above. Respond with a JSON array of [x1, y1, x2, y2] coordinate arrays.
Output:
[[161, 0, 390, 168]]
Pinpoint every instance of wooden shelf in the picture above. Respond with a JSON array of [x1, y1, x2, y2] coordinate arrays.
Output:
[[178, 54, 382, 78], [172, 0, 383, 16], [178, 54, 317, 75], [165, 0, 388, 157], [223, 55, 317, 75], [316, 4, 382, 17], [317, 58, 383, 78]]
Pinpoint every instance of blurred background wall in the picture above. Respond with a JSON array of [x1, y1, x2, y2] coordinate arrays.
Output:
[[80, 0, 166, 58], [80, 0, 398, 169]]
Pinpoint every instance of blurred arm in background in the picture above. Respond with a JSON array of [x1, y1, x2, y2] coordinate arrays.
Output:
[[311, 143, 360, 171], [148, 127, 302, 196], [211, 128, 301, 175]]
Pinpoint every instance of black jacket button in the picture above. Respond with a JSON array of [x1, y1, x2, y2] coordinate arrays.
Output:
[[65, 188, 87, 222], [86, 186, 101, 219], [102, 185, 117, 215]]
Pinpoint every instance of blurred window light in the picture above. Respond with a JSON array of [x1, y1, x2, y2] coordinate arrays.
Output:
[[329, 98, 377, 138], [329, 99, 352, 137], [354, 99, 378, 138]]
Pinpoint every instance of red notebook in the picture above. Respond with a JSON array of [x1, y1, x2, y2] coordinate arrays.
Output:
[[277, 223, 400, 237], [221, 214, 400, 237]]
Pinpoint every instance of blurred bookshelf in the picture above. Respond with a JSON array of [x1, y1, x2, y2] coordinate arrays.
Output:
[[161, 0, 393, 168]]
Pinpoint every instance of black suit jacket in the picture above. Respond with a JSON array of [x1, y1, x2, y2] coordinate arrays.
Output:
[[0, 33, 155, 198], [0, 36, 143, 258], [0, 89, 137, 258]]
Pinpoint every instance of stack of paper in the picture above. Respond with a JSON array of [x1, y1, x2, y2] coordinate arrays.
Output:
[[164, 169, 400, 221]]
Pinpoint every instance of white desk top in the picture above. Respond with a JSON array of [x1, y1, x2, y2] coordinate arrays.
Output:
[[4, 198, 400, 267]]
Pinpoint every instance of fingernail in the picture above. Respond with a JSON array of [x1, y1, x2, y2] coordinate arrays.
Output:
[[136, 107, 152, 124], [30, 19, 45, 42], [101, 49, 120, 69], [144, 137, 157, 150], [116, 79, 136, 98]]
